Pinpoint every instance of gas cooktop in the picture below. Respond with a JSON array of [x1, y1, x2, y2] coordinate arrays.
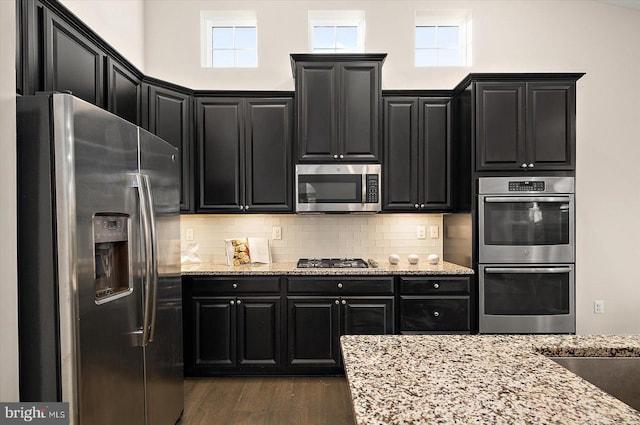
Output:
[[296, 258, 369, 269]]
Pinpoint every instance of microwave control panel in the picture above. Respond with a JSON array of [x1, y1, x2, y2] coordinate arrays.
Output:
[[508, 181, 545, 192], [366, 174, 379, 203]]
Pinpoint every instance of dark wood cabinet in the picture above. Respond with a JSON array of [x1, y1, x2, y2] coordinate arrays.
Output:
[[106, 58, 141, 125], [475, 80, 576, 171], [184, 277, 282, 375], [383, 96, 451, 211], [143, 83, 193, 212], [43, 8, 105, 107], [399, 276, 471, 334], [291, 54, 385, 162], [286, 276, 394, 368], [196, 97, 293, 213]]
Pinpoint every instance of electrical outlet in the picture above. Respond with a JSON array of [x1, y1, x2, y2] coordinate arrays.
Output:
[[185, 228, 194, 241], [416, 226, 426, 239], [272, 226, 282, 240], [594, 300, 605, 314], [429, 225, 439, 239]]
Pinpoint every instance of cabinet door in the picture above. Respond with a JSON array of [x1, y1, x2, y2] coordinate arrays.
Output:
[[296, 63, 339, 161], [475, 82, 526, 171], [400, 296, 470, 333], [340, 63, 380, 161], [43, 9, 105, 107], [383, 97, 419, 211], [147, 85, 193, 212], [192, 297, 236, 368], [527, 82, 575, 170], [420, 99, 451, 210], [287, 297, 341, 367], [237, 297, 281, 367], [342, 297, 394, 335], [244, 98, 293, 212], [106, 58, 140, 125], [196, 98, 244, 211]]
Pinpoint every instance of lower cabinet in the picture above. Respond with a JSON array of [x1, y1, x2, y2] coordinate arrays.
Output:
[[287, 296, 394, 368], [183, 274, 471, 375]]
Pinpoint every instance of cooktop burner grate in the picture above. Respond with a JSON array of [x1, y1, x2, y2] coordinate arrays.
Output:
[[296, 258, 369, 269]]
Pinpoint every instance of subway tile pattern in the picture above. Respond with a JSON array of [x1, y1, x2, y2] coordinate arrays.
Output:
[[180, 214, 443, 263]]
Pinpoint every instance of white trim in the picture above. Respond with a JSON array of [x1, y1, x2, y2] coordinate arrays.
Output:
[[308, 10, 365, 53]]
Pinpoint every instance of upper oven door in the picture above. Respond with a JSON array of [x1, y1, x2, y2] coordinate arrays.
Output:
[[479, 194, 574, 263], [295, 164, 381, 213]]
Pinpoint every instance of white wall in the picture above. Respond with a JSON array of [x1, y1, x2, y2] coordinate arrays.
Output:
[[144, 0, 640, 334], [59, 0, 146, 71], [1, 0, 19, 401]]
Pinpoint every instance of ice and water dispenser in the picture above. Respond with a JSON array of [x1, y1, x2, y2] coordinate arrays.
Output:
[[93, 215, 132, 304]]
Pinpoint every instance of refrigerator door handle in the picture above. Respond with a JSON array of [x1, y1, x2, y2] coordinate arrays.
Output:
[[143, 174, 159, 343], [130, 173, 154, 346]]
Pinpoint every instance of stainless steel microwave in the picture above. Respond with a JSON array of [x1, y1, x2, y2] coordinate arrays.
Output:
[[295, 164, 381, 213]]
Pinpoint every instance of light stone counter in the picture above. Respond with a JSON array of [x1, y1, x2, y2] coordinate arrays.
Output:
[[181, 261, 474, 276], [340, 334, 640, 425]]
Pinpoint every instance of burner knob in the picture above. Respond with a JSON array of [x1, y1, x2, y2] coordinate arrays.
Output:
[[337, 282, 343, 289]]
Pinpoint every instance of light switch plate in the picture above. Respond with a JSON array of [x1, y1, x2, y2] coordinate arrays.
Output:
[[416, 226, 426, 239], [185, 228, 194, 241], [272, 226, 282, 240], [429, 225, 439, 239]]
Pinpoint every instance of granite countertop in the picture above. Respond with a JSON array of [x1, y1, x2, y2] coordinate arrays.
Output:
[[181, 261, 474, 276], [340, 335, 640, 424]]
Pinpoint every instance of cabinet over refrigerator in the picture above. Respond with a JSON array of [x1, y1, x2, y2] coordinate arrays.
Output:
[[17, 94, 183, 425]]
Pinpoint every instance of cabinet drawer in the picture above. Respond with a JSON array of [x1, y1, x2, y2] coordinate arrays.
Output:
[[399, 276, 470, 295], [287, 277, 394, 294], [190, 276, 280, 295], [400, 296, 470, 332]]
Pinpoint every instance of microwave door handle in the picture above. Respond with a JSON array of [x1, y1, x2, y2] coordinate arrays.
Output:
[[362, 173, 366, 205], [485, 196, 571, 203], [485, 267, 573, 274]]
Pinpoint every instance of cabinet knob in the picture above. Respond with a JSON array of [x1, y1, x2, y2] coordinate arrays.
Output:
[[339, 154, 344, 159], [333, 154, 338, 159], [239, 205, 244, 210], [433, 283, 440, 289], [341, 300, 346, 305], [521, 163, 528, 168], [232, 283, 238, 289], [528, 163, 534, 168], [433, 310, 440, 317], [237, 299, 242, 304], [230, 300, 235, 305], [245, 205, 249, 210], [335, 300, 340, 305], [414, 204, 419, 208], [337, 282, 343, 289], [420, 204, 425, 208]]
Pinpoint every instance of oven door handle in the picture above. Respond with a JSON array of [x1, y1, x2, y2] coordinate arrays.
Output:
[[484, 196, 571, 203], [485, 267, 573, 274]]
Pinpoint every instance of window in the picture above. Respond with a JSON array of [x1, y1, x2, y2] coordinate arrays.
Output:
[[415, 10, 471, 67], [201, 11, 257, 68], [308, 11, 365, 53]]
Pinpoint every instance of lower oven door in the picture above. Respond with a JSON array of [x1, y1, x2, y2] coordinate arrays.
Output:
[[479, 264, 575, 334]]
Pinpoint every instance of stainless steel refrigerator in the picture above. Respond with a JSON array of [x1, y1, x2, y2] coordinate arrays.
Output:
[[17, 93, 183, 425]]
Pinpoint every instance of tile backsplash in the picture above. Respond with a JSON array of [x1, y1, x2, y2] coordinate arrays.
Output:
[[180, 214, 443, 264]]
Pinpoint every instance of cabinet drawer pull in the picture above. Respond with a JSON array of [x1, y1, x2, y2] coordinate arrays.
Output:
[[232, 283, 238, 289], [528, 163, 534, 168], [335, 299, 340, 305], [433, 311, 440, 317], [230, 300, 235, 305], [337, 282, 343, 289], [521, 163, 527, 168], [339, 154, 344, 159], [414, 204, 419, 208], [237, 299, 242, 304], [341, 300, 346, 305], [433, 283, 440, 289], [239, 205, 244, 210], [420, 204, 425, 208], [333, 154, 338, 159]]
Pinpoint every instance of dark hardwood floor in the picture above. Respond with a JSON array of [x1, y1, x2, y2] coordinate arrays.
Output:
[[181, 376, 356, 425]]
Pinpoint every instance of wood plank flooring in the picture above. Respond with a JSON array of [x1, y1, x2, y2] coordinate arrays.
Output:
[[180, 376, 356, 425]]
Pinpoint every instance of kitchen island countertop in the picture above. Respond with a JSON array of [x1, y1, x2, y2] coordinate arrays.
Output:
[[181, 261, 473, 276], [340, 334, 640, 424]]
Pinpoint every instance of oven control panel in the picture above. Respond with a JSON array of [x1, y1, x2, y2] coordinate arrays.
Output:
[[508, 181, 545, 192]]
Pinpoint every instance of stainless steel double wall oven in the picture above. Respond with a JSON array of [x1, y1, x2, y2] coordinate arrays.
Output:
[[478, 176, 575, 333]]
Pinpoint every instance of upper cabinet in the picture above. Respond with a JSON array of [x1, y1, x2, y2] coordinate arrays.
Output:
[[474, 77, 580, 171], [383, 96, 451, 212], [195, 96, 293, 213], [106, 58, 141, 125], [291, 54, 386, 162], [142, 82, 193, 212]]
